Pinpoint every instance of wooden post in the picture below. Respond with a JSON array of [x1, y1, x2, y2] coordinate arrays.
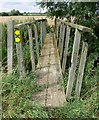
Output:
[[40, 21, 43, 48], [44, 21, 46, 41], [34, 23, 39, 60], [62, 26, 71, 74], [75, 42, 88, 98], [0, 24, 2, 72], [28, 25, 35, 72], [0, 23, 2, 118], [42, 21, 45, 43], [58, 23, 63, 53], [7, 20, 14, 74], [60, 24, 65, 61], [15, 28, 25, 77], [66, 29, 81, 99], [56, 22, 60, 43]]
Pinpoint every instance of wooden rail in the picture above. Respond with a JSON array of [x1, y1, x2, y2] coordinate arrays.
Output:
[[56, 18, 91, 99], [7, 18, 47, 76]]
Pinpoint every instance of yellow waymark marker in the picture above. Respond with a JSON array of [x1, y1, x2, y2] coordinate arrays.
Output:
[[15, 30, 20, 35], [15, 38, 21, 43]]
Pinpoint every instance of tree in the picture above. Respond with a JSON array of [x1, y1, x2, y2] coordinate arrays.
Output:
[[37, 2, 69, 18], [9, 9, 22, 16], [1, 12, 9, 16]]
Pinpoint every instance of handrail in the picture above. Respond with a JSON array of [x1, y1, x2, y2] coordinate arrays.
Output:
[[56, 18, 92, 33], [14, 19, 47, 28]]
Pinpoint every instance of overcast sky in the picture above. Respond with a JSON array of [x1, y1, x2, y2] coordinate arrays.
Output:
[[0, 0, 47, 13]]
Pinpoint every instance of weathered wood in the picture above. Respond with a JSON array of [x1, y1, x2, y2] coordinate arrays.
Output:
[[56, 22, 60, 42], [14, 22, 34, 28], [0, 24, 2, 72], [33, 33, 66, 107], [43, 21, 46, 41], [58, 23, 63, 52], [16, 29, 25, 77], [60, 24, 65, 61], [40, 21, 43, 48], [42, 21, 45, 44], [66, 29, 81, 99], [14, 19, 47, 28], [75, 42, 88, 98], [57, 19, 92, 33], [7, 20, 14, 74], [28, 25, 35, 72], [62, 26, 71, 74], [34, 23, 39, 60]]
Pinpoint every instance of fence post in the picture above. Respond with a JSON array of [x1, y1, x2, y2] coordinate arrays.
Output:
[[15, 28, 25, 77], [42, 21, 45, 43], [0, 25, 2, 118], [0, 24, 2, 72], [44, 21, 46, 41], [62, 26, 71, 74], [7, 20, 14, 74], [28, 25, 35, 72], [60, 24, 65, 61], [75, 42, 88, 98], [66, 28, 81, 99], [40, 21, 43, 48], [34, 23, 39, 60], [58, 23, 63, 53], [56, 21, 60, 44]]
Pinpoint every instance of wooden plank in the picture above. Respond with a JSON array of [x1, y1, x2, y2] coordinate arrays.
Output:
[[46, 33, 65, 107], [56, 22, 60, 42], [14, 21, 34, 28], [42, 21, 45, 44], [75, 42, 88, 98], [58, 23, 63, 52], [44, 21, 46, 41], [34, 23, 39, 60], [33, 33, 66, 107], [40, 21, 43, 48], [16, 28, 25, 77], [62, 26, 71, 74], [60, 24, 65, 61], [28, 25, 35, 72], [34, 34, 50, 106], [0, 24, 2, 72], [66, 29, 81, 100], [56, 19, 92, 33], [7, 20, 14, 74]]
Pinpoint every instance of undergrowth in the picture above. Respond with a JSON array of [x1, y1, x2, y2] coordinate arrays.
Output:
[[2, 70, 48, 118]]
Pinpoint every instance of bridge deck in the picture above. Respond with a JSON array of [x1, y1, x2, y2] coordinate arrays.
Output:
[[32, 33, 66, 107]]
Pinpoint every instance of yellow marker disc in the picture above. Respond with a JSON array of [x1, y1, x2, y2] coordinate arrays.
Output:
[[15, 38, 21, 43], [15, 30, 20, 35]]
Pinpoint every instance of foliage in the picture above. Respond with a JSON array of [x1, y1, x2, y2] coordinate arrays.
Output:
[[2, 71, 48, 118]]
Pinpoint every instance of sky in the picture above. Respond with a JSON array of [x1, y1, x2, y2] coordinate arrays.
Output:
[[0, 0, 47, 13], [0, 0, 97, 12]]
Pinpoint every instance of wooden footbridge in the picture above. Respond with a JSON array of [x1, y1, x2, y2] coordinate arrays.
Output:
[[6, 18, 92, 107]]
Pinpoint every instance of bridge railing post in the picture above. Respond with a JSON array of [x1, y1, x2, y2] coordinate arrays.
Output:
[[34, 23, 39, 60], [75, 42, 88, 98], [66, 28, 81, 100], [62, 25, 71, 74], [7, 20, 14, 74], [60, 24, 66, 62], [28, 25, 35, 72], [40, 21, 43, 48], [0, 24, 2, 73], [15, 27, 25, 77], [58, 23, 63, 53]]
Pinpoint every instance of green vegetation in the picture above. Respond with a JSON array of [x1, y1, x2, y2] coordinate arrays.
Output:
[[2, 68, 98, 118], [2, 71, 48, 118], [0, 9, 47, 16], [1, 1, 99, 119]]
